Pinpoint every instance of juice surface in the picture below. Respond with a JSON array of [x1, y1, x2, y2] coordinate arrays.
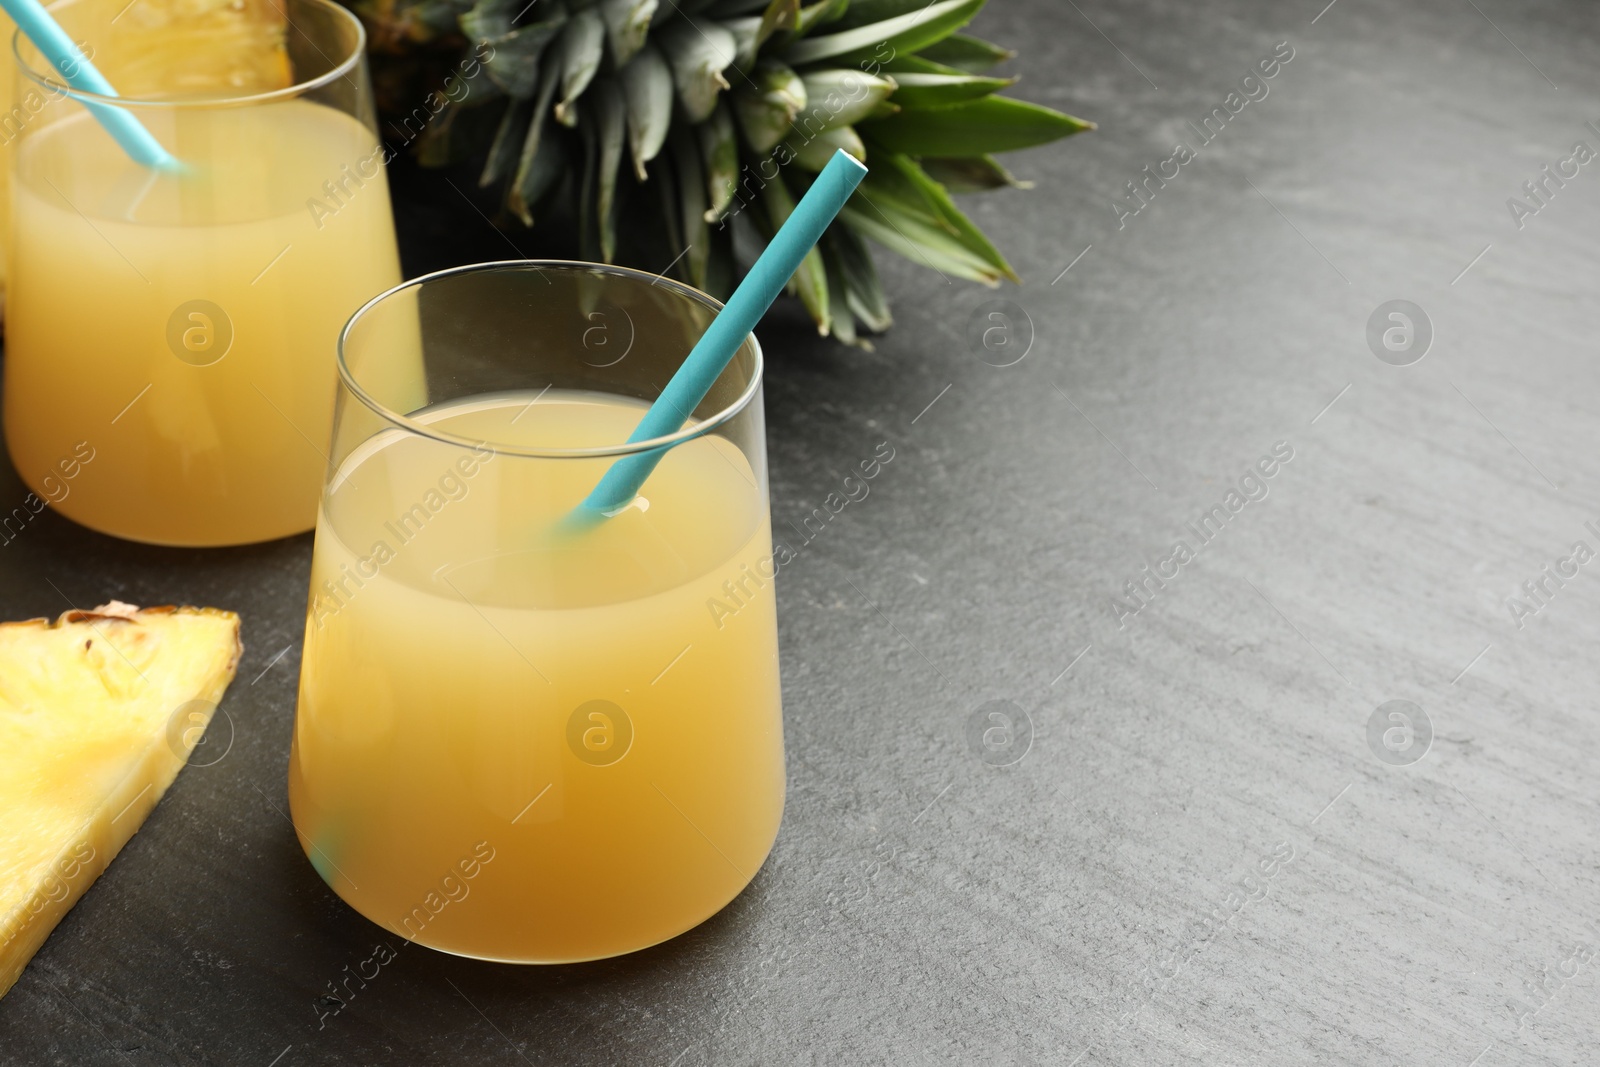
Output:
[[3, 100, 400, 545], [288, 392, 785, 962]]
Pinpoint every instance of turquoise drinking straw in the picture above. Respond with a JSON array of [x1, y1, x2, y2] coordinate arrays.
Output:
[[567, 149, 868, 530], [2, 0, 181, 170]]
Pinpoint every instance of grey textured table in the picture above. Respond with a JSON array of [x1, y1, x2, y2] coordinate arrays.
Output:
[[4, 0, 1600, 1063]]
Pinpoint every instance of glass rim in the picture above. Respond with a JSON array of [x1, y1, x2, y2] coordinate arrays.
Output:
[[337, 260, 766, 461], [13, 0, 367, 110]]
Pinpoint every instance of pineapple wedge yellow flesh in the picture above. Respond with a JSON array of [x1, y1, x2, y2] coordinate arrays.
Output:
[[0, 602, 241, 999], [92, 0, 295, 99]]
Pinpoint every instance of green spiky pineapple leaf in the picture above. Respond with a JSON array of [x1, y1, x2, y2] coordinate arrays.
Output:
[[858, 95, 1093, 155], [832, 0, 951, 29], [787, 0, 850, 40], [796, 69, 896, 127], [600, 0, 657, 65], [507, 61, 563, 224], [872, 150, 1018, 282], [699, 101, 741, 221], [781, 0, 982, 64], [756, 0, 801, 44], [659, 20, 739, 121], [760, 172, 830, 332], [733, 60, 805, 153], [724, 16, 764, 68], [479, 95, 532, 186], [592, 78, 628, 262], [879, 52, 970, 76], [478, 18, 564, 97], [887, 71, 1013, 109], [669, 125, 712, 287], [828, 222, 891, 332], [822, 247, 859, 346], [789, 123, 864, 170], [916, 32, 1014, 71], [554, 9, 607, 125], [840, 197, 1002, 286], [920, 153, 1031, 192], [457, 0, 521, 41], [620, 44, 673, 179]]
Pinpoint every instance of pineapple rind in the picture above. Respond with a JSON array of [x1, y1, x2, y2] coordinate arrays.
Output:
[[0, 604, 241, 999]]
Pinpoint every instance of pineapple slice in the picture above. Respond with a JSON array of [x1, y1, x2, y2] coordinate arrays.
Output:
[[0, 602, 241, 999], [100, 0, 295, 99]]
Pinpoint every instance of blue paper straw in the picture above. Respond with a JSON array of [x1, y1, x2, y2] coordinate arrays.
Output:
[[2, 0, 181, 170], [568, 150, 868, 529]]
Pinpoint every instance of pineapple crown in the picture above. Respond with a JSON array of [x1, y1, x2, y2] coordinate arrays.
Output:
[[352, 0, 1092, 345]]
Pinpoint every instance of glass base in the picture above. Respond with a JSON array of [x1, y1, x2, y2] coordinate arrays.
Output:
[[297, 828, 779, 965]]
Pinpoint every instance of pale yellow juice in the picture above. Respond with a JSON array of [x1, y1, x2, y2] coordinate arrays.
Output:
[[288, 392, 785, 962], [0, 0, 295, 313], [4, 100, 400, 544]]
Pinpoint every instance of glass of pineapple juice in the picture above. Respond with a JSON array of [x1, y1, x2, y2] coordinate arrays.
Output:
[[4, 0, 401, 545], [288, 262, 785, 963]]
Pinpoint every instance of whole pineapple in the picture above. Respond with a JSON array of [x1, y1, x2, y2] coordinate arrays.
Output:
[[352, 0, 1092, 345]]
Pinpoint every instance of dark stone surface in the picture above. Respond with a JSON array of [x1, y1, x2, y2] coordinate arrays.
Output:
[[5, 0, 1600, 1063]]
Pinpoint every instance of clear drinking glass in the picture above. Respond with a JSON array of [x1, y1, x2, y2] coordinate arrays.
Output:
[[287, 262, 785, 963], [4, 0, 400, 545]]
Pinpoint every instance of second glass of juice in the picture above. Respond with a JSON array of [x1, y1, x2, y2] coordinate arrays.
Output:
[[288, 262, 785, 962], [4, 0, 400, 545]]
